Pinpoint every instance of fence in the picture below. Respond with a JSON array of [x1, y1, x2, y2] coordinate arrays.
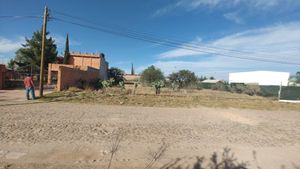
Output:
[[260, 85, 300, 101], [3, 73, 44, 89]]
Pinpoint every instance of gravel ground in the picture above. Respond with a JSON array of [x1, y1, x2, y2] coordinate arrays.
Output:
[[0, 91, 299, 169]]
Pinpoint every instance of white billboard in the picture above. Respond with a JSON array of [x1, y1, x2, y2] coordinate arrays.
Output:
[[229, 71, 290, 86]]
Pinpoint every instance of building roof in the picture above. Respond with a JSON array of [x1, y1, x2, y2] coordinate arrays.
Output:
[[70, 51, 105, 58], [123, 74, 140, 81], [202, 79, 222, 84], [229, 71, 290, 86]]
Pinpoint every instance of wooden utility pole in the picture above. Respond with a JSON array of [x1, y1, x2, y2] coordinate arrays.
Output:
[[39, 6, 48, 97]]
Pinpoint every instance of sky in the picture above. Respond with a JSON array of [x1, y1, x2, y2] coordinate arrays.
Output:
[[1, 0, 300, 80]]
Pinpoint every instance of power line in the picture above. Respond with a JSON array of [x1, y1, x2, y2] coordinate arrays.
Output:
[[52, 10, 254, 55], [51, 10, 295, 60], [1, 12, 298, 65], [52, 16, 300, 66], [0, 15, 41, 19], [0, 15, 42, 24]]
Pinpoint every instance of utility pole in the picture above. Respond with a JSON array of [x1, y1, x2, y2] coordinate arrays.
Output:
[[39, 6, 48, 97]]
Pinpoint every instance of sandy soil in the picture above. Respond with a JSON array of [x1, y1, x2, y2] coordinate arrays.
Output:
[[0, 91, 299, 169]]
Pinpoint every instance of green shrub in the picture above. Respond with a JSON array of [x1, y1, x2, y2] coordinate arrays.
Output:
[[152, 80, 165, 95], [230, 83, 260, 96], [211, 82, 229, 91]]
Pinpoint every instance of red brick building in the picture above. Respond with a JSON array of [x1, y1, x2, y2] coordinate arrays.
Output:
[[48, 52, 109, 91], [0, 64, 18, 89]]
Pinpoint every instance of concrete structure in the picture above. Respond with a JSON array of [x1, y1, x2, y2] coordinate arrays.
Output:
[[229, 71, 290, 86], [201, 79, 223, 84], [48, 52, 109, 91]]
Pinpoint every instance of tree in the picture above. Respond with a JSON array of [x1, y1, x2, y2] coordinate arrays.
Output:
[[199, 76, 207, 81], [140, 65, 164, 85], [13, 29, 58, 73], [209, 76, 215, 80], [296, 71, 300, 84], [63, 33, 70, 64], [131, 63, 135, 75], [168, 70, 198, 88], [7, 59, 16, 70], [108, 67, 125, 85]]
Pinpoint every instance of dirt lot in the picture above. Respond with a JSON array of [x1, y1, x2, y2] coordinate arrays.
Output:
[[0, 90, 300, 169]]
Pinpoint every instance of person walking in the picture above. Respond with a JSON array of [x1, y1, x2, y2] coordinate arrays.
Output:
[[24, 74, 36, 100]]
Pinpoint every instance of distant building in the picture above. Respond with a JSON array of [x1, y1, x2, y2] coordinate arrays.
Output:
[[48, 52, 109, 91], [123, 74, 140, 83], [201, 79, 224, 89], [123, 63, 140, 84], [229, 71, 290, 86], [0, 64, 19, 89], [201, 79, 223, 84]]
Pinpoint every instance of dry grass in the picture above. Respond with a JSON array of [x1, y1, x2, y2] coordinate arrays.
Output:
[[43, 86, 300, 111]]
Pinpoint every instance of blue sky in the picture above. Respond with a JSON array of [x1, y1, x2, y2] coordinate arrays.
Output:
[[1, 0, 300, 79]]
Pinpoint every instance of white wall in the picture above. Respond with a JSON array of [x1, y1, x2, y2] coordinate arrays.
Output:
[[229, 71, 290, 86]]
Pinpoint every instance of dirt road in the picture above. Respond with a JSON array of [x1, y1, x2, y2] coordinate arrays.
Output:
[[0, 91, 299, 169]]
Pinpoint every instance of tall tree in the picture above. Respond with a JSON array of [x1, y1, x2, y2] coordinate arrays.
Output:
[[14, 29, 57, 73], [131, 63, 135, 75], [169, 70, 198, 88], [140, 65, 164, 85], [63, 33, 70, 64]]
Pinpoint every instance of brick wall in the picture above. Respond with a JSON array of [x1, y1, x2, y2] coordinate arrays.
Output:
[[0, 64, 6, 89], [68, 53, 101, 69], [48, 52, 109, 91], [57, 66, 99, 91]]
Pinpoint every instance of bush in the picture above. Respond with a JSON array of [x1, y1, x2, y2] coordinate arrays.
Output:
[[198, 83, 211, 89], [244, 84, 261, 96], [230, 83, 260, 96], [75, 79, 87, 89], [74, 79, 102, 90], [168, 70, 198, 89], [140, 65, 164, 85], [211, 82, 229, 91], [108, 67, 125, 85], [152, 80, 165, 95]]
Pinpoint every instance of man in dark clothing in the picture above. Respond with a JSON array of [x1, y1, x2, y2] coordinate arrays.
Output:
[[24, 74, 36, 100]]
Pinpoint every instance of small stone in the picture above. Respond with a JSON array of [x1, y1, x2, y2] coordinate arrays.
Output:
[[0, 150, 8, 157], [102, 150, 108, 155], [5, 152, 26, 159]]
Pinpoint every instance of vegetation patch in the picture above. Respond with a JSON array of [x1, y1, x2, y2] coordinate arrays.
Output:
[[43, 86, 300, 111]]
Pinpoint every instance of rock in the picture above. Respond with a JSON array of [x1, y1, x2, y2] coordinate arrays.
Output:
[[102, 150, 108, 155], [5, 152, 26, 159]]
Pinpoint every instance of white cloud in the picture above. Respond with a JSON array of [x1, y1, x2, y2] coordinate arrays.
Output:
[[0, 37, 24, 53], [224, 12, 244, 24], [159, 22, 300, 61], [157, 0, 298, 11], [51, 34, 81, 48], [153, 0, 300, 22], [150, 22, 300, 79]]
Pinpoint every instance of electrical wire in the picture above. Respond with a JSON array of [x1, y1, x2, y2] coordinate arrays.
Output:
[[51, 10, 296, 59], [2, 12, 298, 66], [0, 15, 42, 19], [52, 16, 300, 65]]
